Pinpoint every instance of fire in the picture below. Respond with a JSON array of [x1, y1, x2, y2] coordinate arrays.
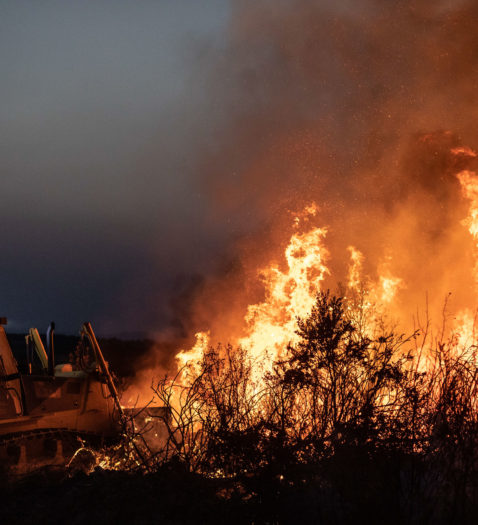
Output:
[[175, 144, 478, 384], [174, 205, 411, 386], [373, 259, 404, 306], [458, 170, 478, 241], [176, 331, 210, 383], [454, 310, 477, 350], [347, 246, 364, 290], [451, 146, 477, 159], [378, 275, 403, 304], [175, 209, 329, 385], [238, 222, 329, 379], [449, 166, 478, 350], [113, 139, 478, 475]]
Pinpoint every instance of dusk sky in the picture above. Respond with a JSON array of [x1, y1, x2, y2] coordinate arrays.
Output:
[[1, 1, 233, 335], [2, 0, 477, 338]]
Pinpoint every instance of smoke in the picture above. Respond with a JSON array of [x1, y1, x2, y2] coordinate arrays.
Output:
[[167, 0, 478, 347], [5, 0, 478, 350]]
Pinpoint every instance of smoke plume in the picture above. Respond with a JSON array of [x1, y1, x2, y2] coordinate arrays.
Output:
[[167, 0, 478, 351]]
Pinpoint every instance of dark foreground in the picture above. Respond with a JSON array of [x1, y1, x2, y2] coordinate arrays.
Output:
[[2, 456, 478, 525]]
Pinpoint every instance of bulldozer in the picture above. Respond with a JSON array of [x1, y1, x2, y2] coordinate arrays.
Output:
[[0, 319, 165, 473]]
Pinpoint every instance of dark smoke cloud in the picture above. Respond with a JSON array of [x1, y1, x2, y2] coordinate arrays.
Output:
[[3, 0, 478, 349], [172, 0, 478, 345]]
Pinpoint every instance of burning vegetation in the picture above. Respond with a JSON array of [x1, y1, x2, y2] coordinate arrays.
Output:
[[55, 142, 478, 522], [7, 1, 478, 523], [5, 135, 477, 521]]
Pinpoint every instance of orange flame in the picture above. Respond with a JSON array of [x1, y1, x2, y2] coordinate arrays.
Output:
[[347, 246, 364, 290], [121, 142, 478, 413], [238, 221, 329, 380], [177, 160, 478, 385]]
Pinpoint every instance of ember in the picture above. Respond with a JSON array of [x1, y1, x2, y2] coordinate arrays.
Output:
[[174, 142, 478, 388]]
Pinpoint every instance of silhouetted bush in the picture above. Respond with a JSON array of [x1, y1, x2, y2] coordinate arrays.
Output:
[[7, 291, 478, 523], [144, 291, 478, 523]]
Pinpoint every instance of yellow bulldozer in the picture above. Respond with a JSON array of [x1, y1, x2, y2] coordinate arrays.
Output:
[[0, 320, 164, 472]]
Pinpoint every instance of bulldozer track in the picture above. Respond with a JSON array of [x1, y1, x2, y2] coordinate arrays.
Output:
[[0, 427, 103, 448], [0, 428, 108, 473]]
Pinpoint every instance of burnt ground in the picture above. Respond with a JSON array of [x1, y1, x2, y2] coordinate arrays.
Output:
[[0, 465, 322, 525], [2, 455, 478, 525], [0, 467, 229, 525], [0, 464, 383, 525]]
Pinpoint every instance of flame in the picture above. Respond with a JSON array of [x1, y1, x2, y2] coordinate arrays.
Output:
[[119, 141, 478, 437], [347, 246, 364, 290], [174, 203, 410, 385], [454, 309, 477, 350], [113, 142, 478, 474], [458, 170, 478, 241], [451, 146, 477, 159], [176, 331, 210, 384], [374, 259, 404, 306], [177, 160, 478, 385], [238, 221, 329, 379], [171, 206, 329, 387]]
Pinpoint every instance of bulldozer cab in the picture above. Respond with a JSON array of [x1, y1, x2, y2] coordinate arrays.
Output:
[[0, 321, 125, 472], [1, 321, 122, 427], [0, 319, 169, 473]]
